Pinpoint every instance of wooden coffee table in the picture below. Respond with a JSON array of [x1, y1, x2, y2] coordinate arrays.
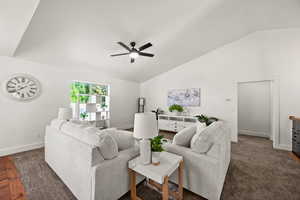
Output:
[[128, 151, 183, 200]]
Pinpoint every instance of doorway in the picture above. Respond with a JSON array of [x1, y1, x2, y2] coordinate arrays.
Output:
[[238, 81, 272, 139]]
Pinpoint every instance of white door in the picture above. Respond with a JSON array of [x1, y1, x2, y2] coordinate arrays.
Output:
[[238, 81, 271, 138]]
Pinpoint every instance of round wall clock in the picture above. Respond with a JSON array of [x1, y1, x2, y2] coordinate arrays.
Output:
[[3, 74, 41, 101]]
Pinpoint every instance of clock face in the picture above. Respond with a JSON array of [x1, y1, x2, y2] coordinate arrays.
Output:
[[4, 74, 41, 101]]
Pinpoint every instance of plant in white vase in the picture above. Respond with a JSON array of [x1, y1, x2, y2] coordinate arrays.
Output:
[[169, 104, 184, 116], [151, 136, 164, 165]]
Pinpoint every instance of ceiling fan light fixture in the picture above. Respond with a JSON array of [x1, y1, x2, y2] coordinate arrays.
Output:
[[111, 41, 154, 63], [129, 51, 139, 59]]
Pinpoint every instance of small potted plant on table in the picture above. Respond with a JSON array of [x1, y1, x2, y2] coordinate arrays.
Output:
[[151, 136, 164, 165]]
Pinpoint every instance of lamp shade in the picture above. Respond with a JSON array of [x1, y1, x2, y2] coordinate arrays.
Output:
[[58, 108, 73, 120], [133, 112, 158, 139]]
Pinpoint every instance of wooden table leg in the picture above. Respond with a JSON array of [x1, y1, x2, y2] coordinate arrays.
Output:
[[162, 176, 169, 200], [129, 169, 137, 200], [178, 160, 184, 200]]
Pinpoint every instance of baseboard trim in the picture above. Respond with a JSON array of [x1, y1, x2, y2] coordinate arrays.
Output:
[[239, 129, 270, 138], [276, 144, 292, 151], [0, 142, 44, 157]]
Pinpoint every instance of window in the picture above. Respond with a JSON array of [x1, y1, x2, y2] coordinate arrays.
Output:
[[70, 81, 110, 127]]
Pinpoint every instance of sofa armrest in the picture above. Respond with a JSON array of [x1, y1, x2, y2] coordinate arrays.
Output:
[[92, 146, 142, 200], [116, 130, 134, 135], [165, 143, 221, 197], [164, 144, 218, 164]]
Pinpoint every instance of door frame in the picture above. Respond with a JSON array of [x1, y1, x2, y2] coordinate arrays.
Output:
[[237, 79, 280, 149]]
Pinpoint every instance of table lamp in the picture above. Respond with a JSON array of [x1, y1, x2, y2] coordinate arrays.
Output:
[[133, 112, 158, 165]]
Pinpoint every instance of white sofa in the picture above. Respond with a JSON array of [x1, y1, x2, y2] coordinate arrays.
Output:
[[165, 121, 231, 200], [45, 120, 143, 200]]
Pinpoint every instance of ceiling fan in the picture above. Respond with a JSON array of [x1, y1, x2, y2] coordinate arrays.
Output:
[[110, 42, 154, 63]]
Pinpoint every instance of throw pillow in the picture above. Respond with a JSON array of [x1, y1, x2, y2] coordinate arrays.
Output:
[[196, 121, 206, 134], [190, 124, 214, 154], [97, 129, 134, 151], [98, 135, 118, 160], [190, 121, 223, 154], [111, 130, 135, 151], [190, 131, 213, 154], [173, 126, 197, 147]]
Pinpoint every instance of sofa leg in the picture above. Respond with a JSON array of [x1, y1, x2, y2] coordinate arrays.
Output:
[[178, 161, 183, 200]]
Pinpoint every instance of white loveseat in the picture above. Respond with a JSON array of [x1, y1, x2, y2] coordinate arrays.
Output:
[[165, 121, 231, 200], [45, 120, 143, 200]]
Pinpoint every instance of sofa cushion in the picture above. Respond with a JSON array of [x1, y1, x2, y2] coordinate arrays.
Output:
[[190, 122, 222, 154], [97, 129, 135, 151], [111, 131, 135, 151], [98, 135, 118, 160], [196, 121, 206, 134], [173, 126, 197, 147], [61, 122, 99, 146], [191, 132, 213, 154], [50, 119, 67, 130]]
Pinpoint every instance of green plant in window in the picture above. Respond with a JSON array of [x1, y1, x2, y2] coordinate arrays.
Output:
[[90, 84, 100, 95], [101, 86, 108, 96], [70, 83, 79, 103], [80, 83, 90, 94], [79, 95, 89, 103], [70, 82, 91, 103]]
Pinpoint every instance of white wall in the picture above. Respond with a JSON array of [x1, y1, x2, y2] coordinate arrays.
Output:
[[141, 34, 266, 142], [0, 0, 40, 56], [260, 29, 300, 150], [238, 81, 271, 138], [140, 28, 300, 150], [0, 56, 139, 156]]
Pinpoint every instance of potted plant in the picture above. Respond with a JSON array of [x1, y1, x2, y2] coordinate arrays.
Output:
[[195, 114, 218, 126], [169, 104, 184, 116], [151, 136, 164, 165], [80, 112, 88, 120]]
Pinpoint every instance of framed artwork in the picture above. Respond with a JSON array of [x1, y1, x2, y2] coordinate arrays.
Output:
[[167, 88, 201, 107]]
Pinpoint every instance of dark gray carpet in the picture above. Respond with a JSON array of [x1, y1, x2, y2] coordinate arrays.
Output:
[[11, 135, 300, 200]]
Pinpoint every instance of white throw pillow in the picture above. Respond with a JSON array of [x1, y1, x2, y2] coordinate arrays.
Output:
[[97, 129, 134, 151], [111, 131, 135, 151], [196, 121, 206, 134], [190, 131, 213, 154], [190, 125, 213, 154], [98, 135, 118, 160], [173, 126, 197, 147], [190, 121, 223, 154]]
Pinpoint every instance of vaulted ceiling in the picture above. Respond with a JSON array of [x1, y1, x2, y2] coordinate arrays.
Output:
[[2, 0, 300, 82], [0, 0, 39, 56]]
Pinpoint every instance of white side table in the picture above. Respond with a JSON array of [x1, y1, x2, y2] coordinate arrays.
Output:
[[128, 151, 183, 200]]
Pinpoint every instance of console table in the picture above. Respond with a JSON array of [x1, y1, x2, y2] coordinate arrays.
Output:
[[158, 115, 197, 132]]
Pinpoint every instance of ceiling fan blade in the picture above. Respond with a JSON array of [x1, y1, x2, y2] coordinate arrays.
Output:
[[139, 52, 154, 57], [131, 58, 135, 63], [110, 53, 130, 57], [118, 42, 131, 51], [139, 42, 152, 51]]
